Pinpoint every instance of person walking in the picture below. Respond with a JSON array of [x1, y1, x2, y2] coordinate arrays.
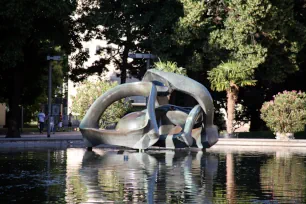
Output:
[[68, 112, 73, 132], [57, 112, 63, 132], [37, 110, 46, 133], [49, 115, 55, 134]]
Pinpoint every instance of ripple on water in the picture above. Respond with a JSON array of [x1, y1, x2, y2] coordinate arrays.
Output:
[[1, 148, 306, 203]]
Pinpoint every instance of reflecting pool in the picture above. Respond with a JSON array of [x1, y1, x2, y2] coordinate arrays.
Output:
[[1, 147, 306, 203]]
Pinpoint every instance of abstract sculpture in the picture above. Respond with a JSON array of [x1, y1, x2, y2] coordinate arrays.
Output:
[[80, 69, 218, 150]]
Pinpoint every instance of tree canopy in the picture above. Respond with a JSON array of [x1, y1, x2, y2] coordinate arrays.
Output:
[[70, 0, 183, 84], [167, 0, 306, 132], [0, 0, 77, 137], [0, 0, 306, 135]]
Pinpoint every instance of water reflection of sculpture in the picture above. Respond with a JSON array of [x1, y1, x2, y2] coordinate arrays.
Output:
[[79, 69, 218, 150], [78, 150, 218, 203]]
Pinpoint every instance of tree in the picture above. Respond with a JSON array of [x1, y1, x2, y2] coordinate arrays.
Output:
[[164, 0, 227, 71], [243, 0, 306, 130], [71, 80, 132, 128], [0, 0, 77, 137], [208, 61, 256, 134], [202, 0, 306, 132], [70, 0, 183, 84]]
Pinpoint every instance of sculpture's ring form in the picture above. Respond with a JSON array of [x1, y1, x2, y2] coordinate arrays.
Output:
[[79, 69, 219, 150]]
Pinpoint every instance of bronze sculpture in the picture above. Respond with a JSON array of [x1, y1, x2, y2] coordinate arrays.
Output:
[[79, 69, 218, 149]]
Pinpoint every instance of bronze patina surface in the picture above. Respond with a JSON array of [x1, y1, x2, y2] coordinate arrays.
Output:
[[80, 69, 218, 149]]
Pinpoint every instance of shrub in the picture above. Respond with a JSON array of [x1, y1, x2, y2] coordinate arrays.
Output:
[[71, 80, 132, 128], [154, 60, 187, 76], [260, 90, 306, 134]]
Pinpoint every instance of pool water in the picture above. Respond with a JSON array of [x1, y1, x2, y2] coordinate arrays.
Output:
[[0, 148, 306, 203]]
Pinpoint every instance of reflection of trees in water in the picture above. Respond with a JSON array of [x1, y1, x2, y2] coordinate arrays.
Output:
[[80, 151, 152, 203], [0, 150, 68, 203], [65, 174, 88, 203], [212, 152, 273, 203], [65, 149, 88, 203], [97, 170, 132, 202], [260, 155, 306, 203], [78, 150, 218, 203]]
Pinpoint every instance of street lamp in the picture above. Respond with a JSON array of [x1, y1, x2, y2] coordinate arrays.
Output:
[[128, 53, 156, 70], [128, 53, 156, 106], [46, 55, 61, 137]]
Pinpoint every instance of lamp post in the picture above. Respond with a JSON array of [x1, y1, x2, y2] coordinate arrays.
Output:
[[128, 53, 156, 106], [128, 53, 156, 70], [46, 55, 61, 137]]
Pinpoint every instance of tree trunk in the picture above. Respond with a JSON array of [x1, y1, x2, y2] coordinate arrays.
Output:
[[121, 36, 131, 84], [226, 89, 238, 135], [121, 49, 127, 84], [226, 153, 236, 203], [6, 69, 22, 138]]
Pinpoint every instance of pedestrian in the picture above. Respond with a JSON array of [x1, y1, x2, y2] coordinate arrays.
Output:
[[68, 112, 73, 132], [37, 110, 45, 133], [57, 112, 63, 131], [49, 115, 55, 134]]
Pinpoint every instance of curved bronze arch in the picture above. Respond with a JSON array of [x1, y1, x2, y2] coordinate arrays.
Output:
[[142, 69, 218, 148], [79, 69, 218, 150], [80, 82, 160, 149], [142, 69, 214, 125]]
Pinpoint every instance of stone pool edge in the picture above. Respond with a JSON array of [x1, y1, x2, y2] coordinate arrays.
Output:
[[1, 134, 306, 149]]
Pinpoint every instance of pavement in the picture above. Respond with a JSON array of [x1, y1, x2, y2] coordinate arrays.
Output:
[[0, 131, 84, 149], [0, 131, 83, 140]]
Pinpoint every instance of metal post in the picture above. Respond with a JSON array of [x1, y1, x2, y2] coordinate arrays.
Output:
[[145, 58, 151, 104], [47, 62, 52, 138], [146, 58, 150, 70], [127, 53, 155, 105], [46, 55, 61, 138], [21, 106, 23, 133]]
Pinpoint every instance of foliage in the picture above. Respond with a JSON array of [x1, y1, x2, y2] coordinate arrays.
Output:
[[260, 90, 306, 133], [71, 80, 132, 128], [209, 0, 268, 70], [257, 1, 306, 83], [165, 0, 225, 71], [168, 0, 306, 132], [208, 61, 256, 92], [208, 61, 257, 134], [208, 0, 306, 82], [70, 0, 183, 83], [0, 0, 77, 137], [154, 60, 187, 76]]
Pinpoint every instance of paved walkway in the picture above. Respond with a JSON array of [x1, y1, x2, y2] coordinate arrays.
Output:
[[0, 131, 84, 149], [0, 131, 82, 140]]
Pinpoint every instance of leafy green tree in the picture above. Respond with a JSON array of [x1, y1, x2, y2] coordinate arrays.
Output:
[[0, 0, 77, 137], [243, 0, 306, 130], [71, 80, 132, 128], [208, 61, 256, 134], [166, 0, 225, 71], [166, 0, 306, 132], [209, 0, 268, 69], [70, 0, 183, 84]]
